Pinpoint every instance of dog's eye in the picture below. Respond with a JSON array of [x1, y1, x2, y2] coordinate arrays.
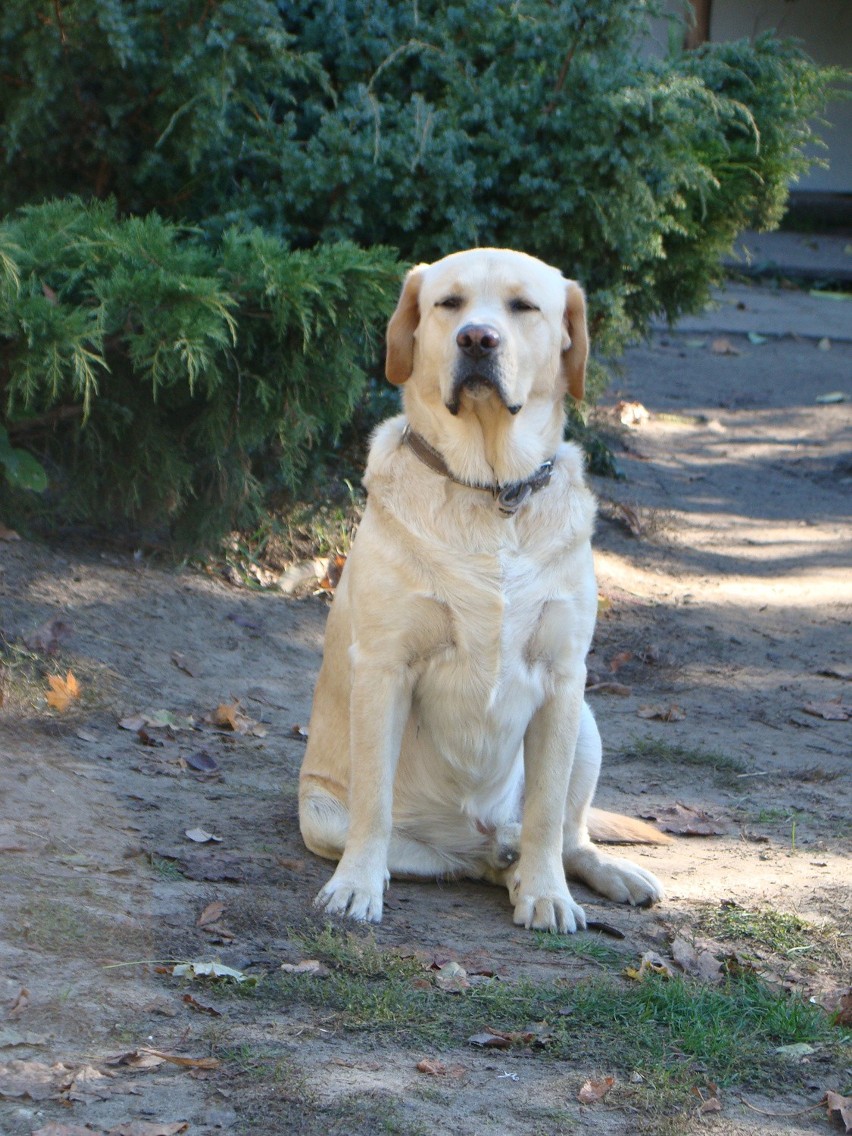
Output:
[[509, 298, 539, 313], [436, 295, 463, 310]]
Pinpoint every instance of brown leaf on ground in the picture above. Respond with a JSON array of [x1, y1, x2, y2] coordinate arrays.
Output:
[[182, 994, 222, 1017], [637, 703, 686, 721], [671, 937, 723, 983], [623, 951, 676, 981], [829, 989, 852, 1027], [417, 1058, 447, 1075], [207, 701, 267, 736], [137, 1048, 220, 1070], [104, 1050, 165, 1070], [280, 960, 330, 978], [7, 987, 28, 1017], [467, 1027, 535, 1049], [170, 652, 198, 677], [67, 1063, 116, 1102], [614, 502, 643, 537], [24, 618, 72, 655], [108, 1124, 188, 1136], [196, 901, 225, 927], [33, 1124, 102, 1136], [644, 802, 725, 837], [825, 1091, 852, 1133], [608, 650, 633, 673], [803, 699, 850, 721], [45, 671, 80, 712], [711, 337, 741, 356], [577, 1076, 615, 1103], [0, 1059, 71, 1100], [0, 524, 20, 541], [587, 681, 633, 696], [615, 400, 650, 427]]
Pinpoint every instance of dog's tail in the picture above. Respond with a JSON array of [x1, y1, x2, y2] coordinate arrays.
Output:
[[588, 808, 672, 845]]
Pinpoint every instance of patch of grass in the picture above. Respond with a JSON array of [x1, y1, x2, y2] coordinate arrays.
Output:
[[145, 852, 186, 880], [533, 930, 624, 967], [697, 903, 819, 954], [624, 736, 747, 785], [269, 924, 847, 1118]]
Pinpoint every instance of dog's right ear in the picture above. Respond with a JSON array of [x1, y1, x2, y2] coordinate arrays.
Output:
[[385, 265, 425, 385]]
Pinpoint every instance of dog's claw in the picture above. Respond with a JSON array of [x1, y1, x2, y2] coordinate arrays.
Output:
[[512, 891, 586, 935]]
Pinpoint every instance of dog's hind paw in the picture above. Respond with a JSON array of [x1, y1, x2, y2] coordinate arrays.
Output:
[[565, 847, 664, 907]]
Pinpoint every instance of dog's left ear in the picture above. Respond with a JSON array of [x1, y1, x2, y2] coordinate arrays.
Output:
[[561, 282, 588, 402], [385, 265, 425, 385]]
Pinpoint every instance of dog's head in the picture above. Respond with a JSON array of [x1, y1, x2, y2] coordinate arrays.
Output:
[[385, 249, 588, 414]]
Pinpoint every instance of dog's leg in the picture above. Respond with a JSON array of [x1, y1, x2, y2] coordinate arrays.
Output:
[[314, 664, 412, 923], [562, 703, 664, 906], [508, 686, 588, 933]]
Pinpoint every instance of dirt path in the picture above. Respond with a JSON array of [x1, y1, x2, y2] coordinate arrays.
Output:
[[0, 283, 849, 1135]]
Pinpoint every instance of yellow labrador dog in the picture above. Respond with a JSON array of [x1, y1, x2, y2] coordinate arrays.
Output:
[[299, 248, 667, 933]]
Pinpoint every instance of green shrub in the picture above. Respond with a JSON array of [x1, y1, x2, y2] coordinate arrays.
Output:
[[0, 1, 841, 540], [0, 199, 400, 542]]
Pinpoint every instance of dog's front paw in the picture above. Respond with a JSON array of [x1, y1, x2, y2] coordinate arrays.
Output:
[[314, 867, 389, 923], [509, 867, 586, 934]]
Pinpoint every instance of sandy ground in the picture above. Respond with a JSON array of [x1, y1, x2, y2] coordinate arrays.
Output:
[[0, 281, 849, 1135]]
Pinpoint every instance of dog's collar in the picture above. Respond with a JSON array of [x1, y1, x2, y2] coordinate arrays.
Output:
[[401, 424, 554, 517]]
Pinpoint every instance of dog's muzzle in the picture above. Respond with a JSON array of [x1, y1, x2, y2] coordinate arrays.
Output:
[[446, 322, 520, 416]]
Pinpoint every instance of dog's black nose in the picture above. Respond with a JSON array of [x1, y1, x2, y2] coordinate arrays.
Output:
[[456, 323, 501, 358]]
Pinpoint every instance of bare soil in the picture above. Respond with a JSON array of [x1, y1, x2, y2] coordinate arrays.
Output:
[[0, 307, 850, 1136]]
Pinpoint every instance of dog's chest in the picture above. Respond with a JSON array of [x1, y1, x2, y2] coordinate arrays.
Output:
[[414, 542, 577, 736]]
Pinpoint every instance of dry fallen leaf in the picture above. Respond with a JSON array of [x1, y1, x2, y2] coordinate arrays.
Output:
[[32, 1124, 99, 1136], [711, 337, 741, 356], [577, 1075, 615, 1104], [802, 699, 850, 721], [637, 703, 686, 722], [624, 950, 676, 981], [25, 618, 72, 655], [826, 1091, 852, 1133], [830, 989, 852, 1028], [170, 651, 199, 677], [182, 996, 221, 1022], [671, 937, 722, 983], [0, 524, 21, 541], [45, 671, 80, 712], [615, 400, 650, 427], [586, 681, 632, 696], [645, 802, 726, 837], [207, 701, 267, 736], [184, 828, 222, 844], [108, 1124, 189, 1136], [136, 1048, 220, 1070], [280, 959, 330, 978], [0, 1058, 72, 1100], [197, 900, 225, 927], [434, 961, 470, 993], [8, 988, 29, 1017]]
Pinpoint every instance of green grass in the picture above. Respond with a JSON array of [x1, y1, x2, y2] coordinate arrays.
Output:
[[258, 925, 847, 1115], [533, 930, 625, 967], [624, 736, 748, 785], [697, 903, 822, 955]]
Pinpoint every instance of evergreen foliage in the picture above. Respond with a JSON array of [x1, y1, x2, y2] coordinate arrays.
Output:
[[0, 1, 841, 539], [0, 199, 399, 540]]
